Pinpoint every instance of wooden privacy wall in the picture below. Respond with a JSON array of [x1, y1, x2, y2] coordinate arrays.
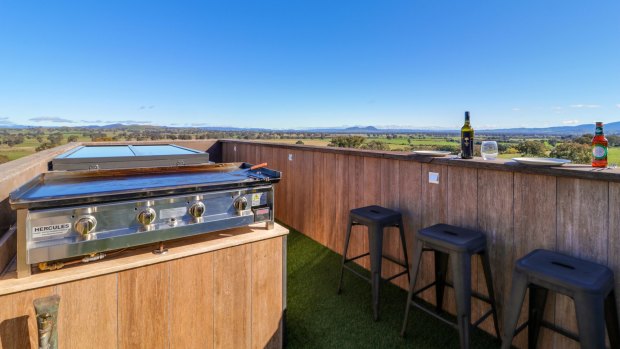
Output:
[[223, 140, 620, 349]]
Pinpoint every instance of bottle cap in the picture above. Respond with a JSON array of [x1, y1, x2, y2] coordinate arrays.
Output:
[[596, 122, 603, 126]]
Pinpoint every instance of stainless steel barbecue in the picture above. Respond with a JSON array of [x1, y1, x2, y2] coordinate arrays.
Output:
[[10, 162, 280, 277]]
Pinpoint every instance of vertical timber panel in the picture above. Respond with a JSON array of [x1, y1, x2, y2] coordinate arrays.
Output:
[[0, 287, 54, 349], [221, 143, 232, 162], [299, 150, 315, 236], [273, 148, 291, 226], [348, 155, 369, 270], [446, 166, 478, 319], [419, 163, 448, 303], [398, 160, 422, 290], [169, 254, 214, 349], [251, 237, 284, 349], [512, 173, 557, 347], [361, 157, 382, 270], [56, 274, 117, 349], [555, 178, 608, 349], [309, 151, 325, 244], [213, 245, 252, 349], [118, 262, 170, 349], [477, 169, 513, 335], [323, 153, 349, 254], [380, 158, 404, 286]]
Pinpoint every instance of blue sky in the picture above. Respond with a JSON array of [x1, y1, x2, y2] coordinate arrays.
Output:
[[0, 1, 619, 129]]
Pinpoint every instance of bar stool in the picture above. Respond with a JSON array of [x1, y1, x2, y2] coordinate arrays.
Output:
[[502, 249, 620, 349], [337, 205, 410, 321], [401, 223, 500, 349]]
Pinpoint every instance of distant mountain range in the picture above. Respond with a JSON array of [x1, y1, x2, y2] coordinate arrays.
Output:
[[1, 122, 617, 135]]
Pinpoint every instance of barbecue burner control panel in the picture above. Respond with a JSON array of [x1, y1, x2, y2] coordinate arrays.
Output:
[[24, 186, 274, 264]]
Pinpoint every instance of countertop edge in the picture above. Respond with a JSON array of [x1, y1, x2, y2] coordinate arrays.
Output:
[[220, 139, 620, 182]]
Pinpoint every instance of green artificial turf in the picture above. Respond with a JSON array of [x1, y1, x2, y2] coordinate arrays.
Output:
[[285, 229, 501, 348]]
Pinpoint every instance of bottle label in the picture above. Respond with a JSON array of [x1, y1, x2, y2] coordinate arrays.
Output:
[[593, 145, 607, 160], [461, 131, 473, 157]]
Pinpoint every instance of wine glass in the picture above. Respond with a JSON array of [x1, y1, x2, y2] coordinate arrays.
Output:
[[481, 141, 498, 160]]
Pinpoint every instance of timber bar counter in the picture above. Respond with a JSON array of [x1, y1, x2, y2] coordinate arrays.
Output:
[[222, 139, 620, 349]]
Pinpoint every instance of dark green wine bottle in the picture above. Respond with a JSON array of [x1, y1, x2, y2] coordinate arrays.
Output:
[[460, 111, 474, 159]]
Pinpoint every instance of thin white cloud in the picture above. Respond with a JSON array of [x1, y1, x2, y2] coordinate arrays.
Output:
[[616, 104, 620, 109], [29, 116, 75, 123], [112, 120, 153, 125], [511, 108, 520, 111], [562, 119, 580, 125], [0, 117, 15, 126], [570, 104, 600, 109]]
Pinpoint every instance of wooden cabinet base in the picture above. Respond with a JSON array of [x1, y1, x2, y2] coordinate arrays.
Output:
[[0, 224, 287, 349]]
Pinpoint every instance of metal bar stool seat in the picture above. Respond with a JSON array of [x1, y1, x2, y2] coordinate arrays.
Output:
[[337, 205, 410, 321], [401, 224, 501, 349], [502, 249, 620, 349]]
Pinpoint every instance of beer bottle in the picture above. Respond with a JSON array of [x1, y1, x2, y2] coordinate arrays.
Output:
[[592, 122, 608, 168]]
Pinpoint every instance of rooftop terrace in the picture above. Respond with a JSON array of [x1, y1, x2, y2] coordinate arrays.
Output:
[[1, 139, 619, 348]]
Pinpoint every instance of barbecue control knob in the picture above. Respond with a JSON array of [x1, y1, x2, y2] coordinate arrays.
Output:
[[188, 202, 206, 218], [137, 208, 157, 226], [75, 216, 97, 235], [234, 196, 248, 213]]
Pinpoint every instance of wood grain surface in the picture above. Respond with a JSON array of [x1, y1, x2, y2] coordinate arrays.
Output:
[[56, 274, 117, 349], [0, 287, 53, 349], [118, 262, 170, 349], [170, 253, 214, 349], [213, 244, 252, 349], [555, 178, 609, 349], [0, 228, 286, 349], [251, 237, 284, 349]]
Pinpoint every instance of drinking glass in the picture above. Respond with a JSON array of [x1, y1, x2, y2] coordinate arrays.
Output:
[[481, 141, 498, 160]]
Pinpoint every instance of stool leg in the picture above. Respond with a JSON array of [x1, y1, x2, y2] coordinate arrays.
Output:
[[337, 216, 353, 294], [527, 285, 548, 349], [501, 270, 528, 349], [397, 217, 411, 283], [574, 294, 606, 349], [480, 251, 501, 340], [434, 251, 449, 314], [368, 225, 384, 321], [604, 290, 620, 348], [451, 252, 472, 349], [401, 240, 424, 337]]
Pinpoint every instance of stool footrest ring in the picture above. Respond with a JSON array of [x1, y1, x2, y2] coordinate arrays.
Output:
[[408, 299, 458, 329], [344, 252, 370, 263], [513, 319, 580, 343], [382, 254, 409, 268], [407, 296, 493, 333], [412, 281, 494, 305], [386, 270, 408, 281]]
